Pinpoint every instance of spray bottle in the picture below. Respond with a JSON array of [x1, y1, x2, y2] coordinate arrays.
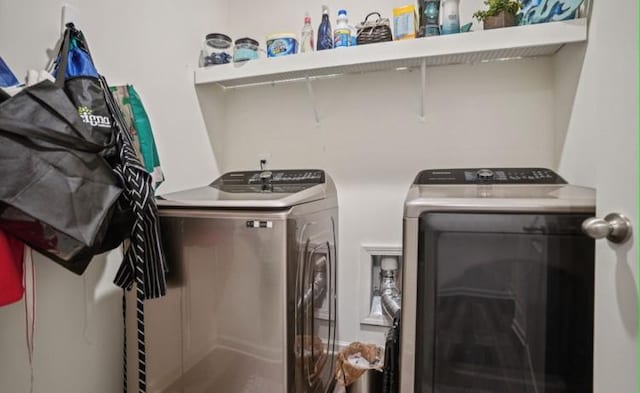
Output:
[[317, 5, 333, 50], [301, 13, 314, 52]]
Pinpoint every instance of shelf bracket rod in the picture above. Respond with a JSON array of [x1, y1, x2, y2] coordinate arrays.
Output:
[[305, 76, 321, 126], [418, 59, 427, 122]]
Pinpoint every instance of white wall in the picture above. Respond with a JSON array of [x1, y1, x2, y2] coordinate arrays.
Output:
[[0, 1, 226, 392], [555, 42, 596, 187], [0, 252, 123, 393]]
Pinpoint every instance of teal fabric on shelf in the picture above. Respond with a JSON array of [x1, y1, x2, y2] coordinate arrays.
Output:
[[110, 85, 164, 187]]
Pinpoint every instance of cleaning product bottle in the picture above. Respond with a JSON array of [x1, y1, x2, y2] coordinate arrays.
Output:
[[441, 0, 460, 35], [317, 5, 333, 50], [334, 9, 351, 48], [301, 13, 314, 53], [420, 1, 441, 37]]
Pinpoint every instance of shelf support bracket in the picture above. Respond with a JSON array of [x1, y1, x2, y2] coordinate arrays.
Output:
[[418, 59, 427, 122], [305, 76, 321, 126]]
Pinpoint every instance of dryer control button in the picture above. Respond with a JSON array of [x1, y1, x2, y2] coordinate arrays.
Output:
[[477, 169, 495, 181], [259, 171, 273, 182]]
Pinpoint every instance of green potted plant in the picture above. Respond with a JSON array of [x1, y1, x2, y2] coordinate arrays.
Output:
[[473, 0, 522, 30]]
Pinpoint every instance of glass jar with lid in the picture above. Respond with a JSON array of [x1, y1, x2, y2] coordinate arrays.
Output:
[[200, 33, 232, 67], [233, 37, 260, 62]]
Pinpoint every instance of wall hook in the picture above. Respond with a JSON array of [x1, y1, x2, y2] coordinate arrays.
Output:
[[61, 4, 80, 34]]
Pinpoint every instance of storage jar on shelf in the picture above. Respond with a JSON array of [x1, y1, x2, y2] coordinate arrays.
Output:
[[233, 37, 260, 62], [200, 33, 232, 67]]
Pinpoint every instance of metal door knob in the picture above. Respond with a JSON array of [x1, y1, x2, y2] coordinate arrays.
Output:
[[582, 213, 633, 244]]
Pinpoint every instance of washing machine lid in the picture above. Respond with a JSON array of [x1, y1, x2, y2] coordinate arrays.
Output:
[[405, 168, 596, 217], [157, 169, 334, 209]]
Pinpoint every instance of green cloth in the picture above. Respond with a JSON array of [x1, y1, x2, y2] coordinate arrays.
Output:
[[110, 85, 164, 186]]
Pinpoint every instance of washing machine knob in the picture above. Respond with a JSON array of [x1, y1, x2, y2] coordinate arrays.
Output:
[[260, 171, 273, 182], [477, 169, 495, 181]]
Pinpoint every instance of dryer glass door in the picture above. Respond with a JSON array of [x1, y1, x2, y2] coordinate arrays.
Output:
[[416, 213, 594, 393], [293, 217, 337, 393]]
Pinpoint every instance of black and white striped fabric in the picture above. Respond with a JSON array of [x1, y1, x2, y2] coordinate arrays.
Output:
[[100, 76, 167, 393]]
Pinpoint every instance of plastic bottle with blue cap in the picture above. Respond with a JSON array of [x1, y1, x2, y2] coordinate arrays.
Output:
[[334, 9, 353, 48]]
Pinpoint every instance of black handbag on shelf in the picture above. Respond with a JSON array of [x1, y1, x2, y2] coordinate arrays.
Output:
[[356, 12, 394, 45]]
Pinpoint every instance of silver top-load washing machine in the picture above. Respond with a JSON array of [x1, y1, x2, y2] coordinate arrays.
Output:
[[400, 168, 596, 393], [137, 169, 338, 393]]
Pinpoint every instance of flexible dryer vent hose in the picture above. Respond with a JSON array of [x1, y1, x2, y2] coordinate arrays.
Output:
[[380, 257, 402, 319]]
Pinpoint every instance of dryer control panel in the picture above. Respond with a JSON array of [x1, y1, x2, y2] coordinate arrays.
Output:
[[211, 170, 325, 193], [415, 168, 567, 185]]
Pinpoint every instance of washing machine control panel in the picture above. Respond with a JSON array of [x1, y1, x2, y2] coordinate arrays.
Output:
[[211, 170, 325, 193], [415, 168, 567, 185]]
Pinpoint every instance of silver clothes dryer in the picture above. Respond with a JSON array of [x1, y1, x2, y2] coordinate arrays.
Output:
[[400, 168, 596, 393], [137, 169, 338, 393]]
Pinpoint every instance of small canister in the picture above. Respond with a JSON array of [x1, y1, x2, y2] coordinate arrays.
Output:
[[233, 37, 260, 62], [266, 33, 299, 58], [201, 33, 232, 67]]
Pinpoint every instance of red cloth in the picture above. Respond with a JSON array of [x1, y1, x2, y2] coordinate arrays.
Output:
[[0, 228, 25, 306]]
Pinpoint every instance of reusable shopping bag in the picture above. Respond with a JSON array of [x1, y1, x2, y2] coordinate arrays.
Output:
[[0, 26, 133, 274], [0, 79, 122, 273]]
